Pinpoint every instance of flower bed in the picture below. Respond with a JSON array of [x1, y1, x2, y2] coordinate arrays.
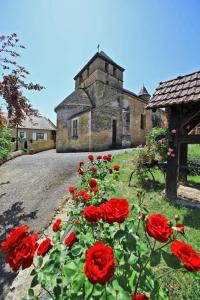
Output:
[[1, 153, 200, 299]]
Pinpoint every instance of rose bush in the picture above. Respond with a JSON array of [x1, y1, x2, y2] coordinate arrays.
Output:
[[0, 153, 199, 299]]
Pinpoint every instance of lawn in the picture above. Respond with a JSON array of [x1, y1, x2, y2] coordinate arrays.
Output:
[[112, 149, 200, 300]]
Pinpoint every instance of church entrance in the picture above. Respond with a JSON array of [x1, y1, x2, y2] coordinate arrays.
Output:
[[112, 119, 117, 147]]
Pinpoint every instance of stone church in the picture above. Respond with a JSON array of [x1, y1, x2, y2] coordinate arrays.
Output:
[[55, 51, 154, 152]]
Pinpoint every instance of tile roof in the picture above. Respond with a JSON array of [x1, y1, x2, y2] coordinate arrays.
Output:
[[146, 70, 200, 109], [55, 88, 93, 111], [18, 116, 56, 130]]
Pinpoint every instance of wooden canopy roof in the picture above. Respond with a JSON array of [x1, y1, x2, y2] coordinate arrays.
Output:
[[147, 70, 200, 109]]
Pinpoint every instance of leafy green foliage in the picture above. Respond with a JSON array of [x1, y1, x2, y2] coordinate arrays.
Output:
[[0, 125, 11, 160]]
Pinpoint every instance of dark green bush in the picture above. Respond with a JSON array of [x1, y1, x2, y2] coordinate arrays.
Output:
[[0, 126, 12, 160]]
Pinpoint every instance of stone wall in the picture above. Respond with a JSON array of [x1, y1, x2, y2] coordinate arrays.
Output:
[[56, 109, 91, 152], [124, 92, 153, 145], [29, 140, 55, 154]]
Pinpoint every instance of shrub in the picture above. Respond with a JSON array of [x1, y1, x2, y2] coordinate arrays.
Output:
[[0, 125, 12, 160], [1, 154, 200, 299]]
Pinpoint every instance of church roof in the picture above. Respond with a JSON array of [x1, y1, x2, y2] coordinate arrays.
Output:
[[74, 51, 125, 80], [147, 70, 200, 109], [55, 88, 93, 111], [138, 85, 150, 96]]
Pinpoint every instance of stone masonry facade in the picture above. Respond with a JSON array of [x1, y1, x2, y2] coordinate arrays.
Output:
[[55, 51, 155, 152]]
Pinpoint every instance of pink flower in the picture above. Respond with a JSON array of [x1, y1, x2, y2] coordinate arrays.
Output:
[[171, 129, 177, 134]]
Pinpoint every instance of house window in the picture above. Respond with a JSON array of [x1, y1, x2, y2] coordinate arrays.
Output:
[[72, 119, 78, 138], [140, 114, 146, 130], [36, 133, 44, 140], [105, 62, 108, 73], [19, 132, 25, 138], [113, 67, 116, 77]]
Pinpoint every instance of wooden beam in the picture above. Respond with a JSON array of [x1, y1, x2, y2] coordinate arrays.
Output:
[[180, 104, 200, 127], [179, 143, 188, 184], [178, 135, 200, 144], [166, 106, 179, 199]]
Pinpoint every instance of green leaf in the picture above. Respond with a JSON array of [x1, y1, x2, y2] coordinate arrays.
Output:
[[162, 252, 181, 269], [53, 286, 62, 298], [31, 275, 38, 288], [36, 256, 43, 268], [84, 280, 93, 297], [150, 251, 161, 266], [117, 275, 131, 292], [117, 290, 131, 300], [114, 229, 126, 240], [71, 244, 82, 257], [137, 241, 148, 255], [28, 289, 34, 297], [63, 261, 77, 277], [128, 253, 138, 266], [125, 232, 137, 251]]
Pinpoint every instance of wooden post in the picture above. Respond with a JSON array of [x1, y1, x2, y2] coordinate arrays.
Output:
[[179, 143, 188, 184], [166, 107, 179, 199]]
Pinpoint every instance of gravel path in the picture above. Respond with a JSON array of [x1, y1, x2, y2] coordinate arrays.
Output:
[[0, 148, 132, 299]]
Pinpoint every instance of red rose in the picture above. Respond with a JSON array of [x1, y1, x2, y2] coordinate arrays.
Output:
[[79, 161, 84, 166], [107, 154, 112, 161], [82, 193, 91, 201], [0, 225, 28, 253], [89, 178, 97, 188], [171, 240, 200, 271], [91, 167, 97, 172], [103, 155, 108, 160], [113, 165, 120, 171], [90, 186, 99, 193], [82, 206, 101, 223], [100, 198, 129, 224], [78, 168, 84, 175], [84, 242, 115, 285], [64, 232, 78, 248], [37, 238, 53, 256], [132, 293, 148, 300], [97, 155, 102, 159], [77, 189, 86, 196], [52, 219, 62, 232], [6, 233, 38, 272], [146, 214, 172, 243], [88, 154, 94, 161], [68, 186, 77, 193], [72, 194, 78, 201], [173, 223, 185, 234]]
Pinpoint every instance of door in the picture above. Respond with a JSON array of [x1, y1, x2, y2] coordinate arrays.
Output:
[[112, 120, 117, 147]]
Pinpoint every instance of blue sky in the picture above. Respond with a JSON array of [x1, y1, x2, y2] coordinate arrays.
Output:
[[1, 0, 200, 124]]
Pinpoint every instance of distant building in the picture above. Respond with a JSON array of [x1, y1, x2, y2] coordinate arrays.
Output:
[[14, 115, 56, 142], [55, 51, 161, 152], [4, 113, 56, 153]]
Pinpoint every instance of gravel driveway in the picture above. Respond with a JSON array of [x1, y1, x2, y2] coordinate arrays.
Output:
[[0, 148, 132, 299]]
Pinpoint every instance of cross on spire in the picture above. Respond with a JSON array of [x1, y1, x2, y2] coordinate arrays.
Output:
[[97, 44, 100, 52]]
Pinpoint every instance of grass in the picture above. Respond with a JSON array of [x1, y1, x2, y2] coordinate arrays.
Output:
[[188, 144, 200, 160], [111, 150, 200, 300]]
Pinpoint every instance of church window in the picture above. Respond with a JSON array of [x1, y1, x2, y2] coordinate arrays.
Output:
[[79, 74, 83, 84], [113, 67, 116, 77], [140, 114, 146, 130], [72, 118, 78, 138], [105, 62, 109, 73]]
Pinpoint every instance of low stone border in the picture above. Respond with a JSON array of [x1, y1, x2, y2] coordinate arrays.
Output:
[[5, 195, 73, 300], [0, 150, 25, 166]]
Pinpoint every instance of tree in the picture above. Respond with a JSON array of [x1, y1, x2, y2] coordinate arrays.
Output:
[[0, 33, 44, 148]]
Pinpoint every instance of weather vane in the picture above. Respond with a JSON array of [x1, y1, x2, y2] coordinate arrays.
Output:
[[97, 44, 100, 52]]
